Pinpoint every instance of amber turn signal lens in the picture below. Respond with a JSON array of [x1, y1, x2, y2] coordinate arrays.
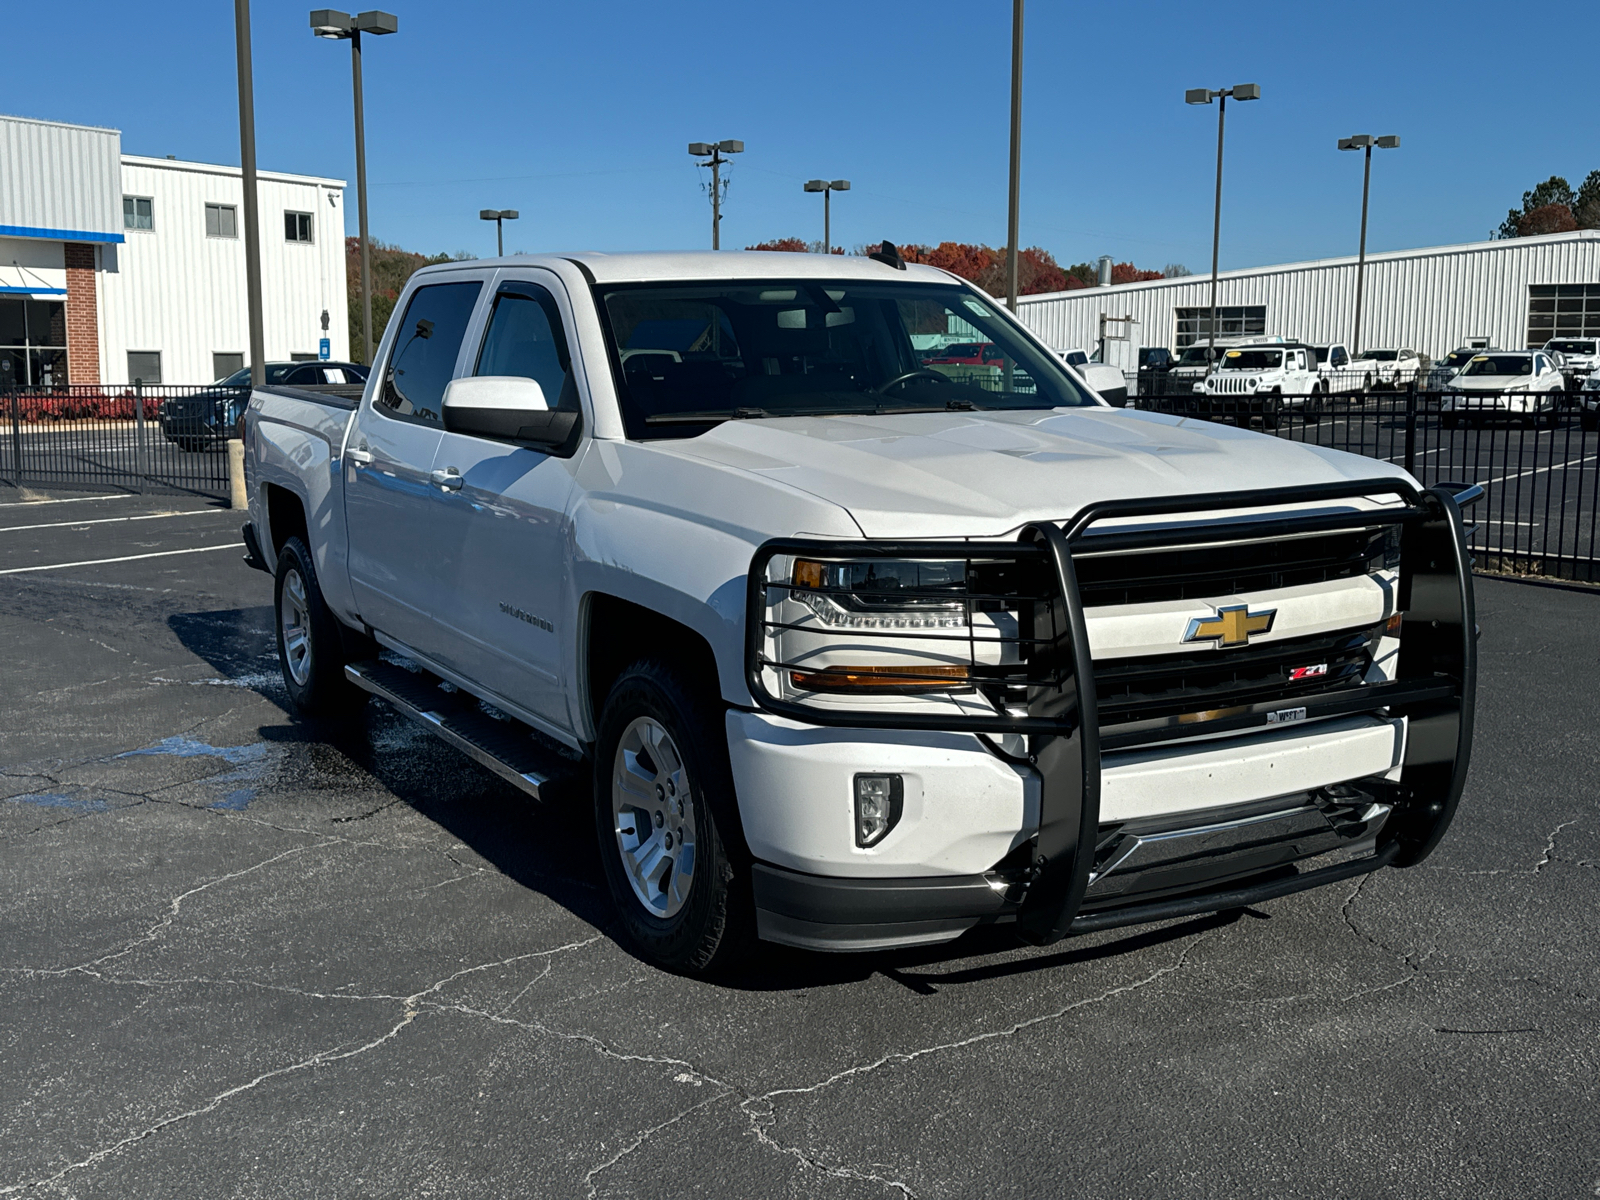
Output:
[[1385, 613, 1403, 637], [790, 664, 970, 692], [792, 559, 824, 589]]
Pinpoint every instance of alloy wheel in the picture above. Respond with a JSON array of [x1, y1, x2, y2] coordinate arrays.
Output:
[[611, 716, 697, 919], [280, 567, 313, 686]]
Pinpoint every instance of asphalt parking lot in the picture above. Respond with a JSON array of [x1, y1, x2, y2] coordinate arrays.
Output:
[[2, 490, 1598, 1199]]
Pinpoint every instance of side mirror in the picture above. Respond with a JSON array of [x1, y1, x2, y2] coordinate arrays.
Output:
[[442, 376, 578, 446]]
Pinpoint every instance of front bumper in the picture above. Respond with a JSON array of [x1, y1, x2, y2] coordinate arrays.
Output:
[[741, 480, 1479, 951]]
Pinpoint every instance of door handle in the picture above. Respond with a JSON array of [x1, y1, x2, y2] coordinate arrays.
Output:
[[430, 467, 463, 491], [346, 447, 374, 465]]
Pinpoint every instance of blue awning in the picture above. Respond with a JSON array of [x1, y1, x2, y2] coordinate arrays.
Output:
[[0, 224, 123, 244]]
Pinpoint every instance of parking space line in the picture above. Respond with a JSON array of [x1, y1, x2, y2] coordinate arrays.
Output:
[[0, 543, 238, 576], [1480, 454, 1599, 487], [0, 509, 227, 534], [0, 493, 139, 508]]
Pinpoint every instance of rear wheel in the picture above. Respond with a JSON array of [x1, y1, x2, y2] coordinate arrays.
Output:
[[1262, 390, 1283, 430], [1581, 410, 1599, 432], [594, 660, 750, 975], [1305, 386, 1325, 424], [273, 536, 370, 718]]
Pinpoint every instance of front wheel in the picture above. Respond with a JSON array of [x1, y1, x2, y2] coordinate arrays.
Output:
[[274, 536, 369, 717], [595, 660, 750, 975]]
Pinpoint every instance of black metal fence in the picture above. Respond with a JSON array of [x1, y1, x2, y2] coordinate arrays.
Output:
[[1137, 383, 1600, 583], [1, 384, 245, 500]]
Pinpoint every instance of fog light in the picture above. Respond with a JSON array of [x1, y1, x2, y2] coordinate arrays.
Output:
[[853, 774, 904, 848]]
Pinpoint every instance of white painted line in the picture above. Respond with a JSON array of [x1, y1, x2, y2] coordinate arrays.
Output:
[[0, 493, 139, 508], [0, 509, 226, 534], [0, 543, 237, 576], [1480, 454, 1599, 487]]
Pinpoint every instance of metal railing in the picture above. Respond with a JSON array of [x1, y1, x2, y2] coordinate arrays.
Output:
[[1137, 381, 1600, 583], [1, 384, 246, 499]]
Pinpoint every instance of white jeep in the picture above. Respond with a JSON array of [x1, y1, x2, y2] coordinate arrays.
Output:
[[1202, 342, 1327, 424]]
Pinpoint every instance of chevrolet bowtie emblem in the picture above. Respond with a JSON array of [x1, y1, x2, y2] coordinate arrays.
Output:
[[1183, 604, 1276, 648]]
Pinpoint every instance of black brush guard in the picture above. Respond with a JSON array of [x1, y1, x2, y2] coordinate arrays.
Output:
[[744, 478, 1478, 945]]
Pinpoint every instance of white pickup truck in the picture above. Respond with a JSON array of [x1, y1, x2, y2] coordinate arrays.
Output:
[[240, 248, 1478, 975]]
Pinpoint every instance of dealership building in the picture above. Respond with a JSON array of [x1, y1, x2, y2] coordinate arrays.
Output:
[[0, 113, 348, 388], [1016, 230, 1600, 360]]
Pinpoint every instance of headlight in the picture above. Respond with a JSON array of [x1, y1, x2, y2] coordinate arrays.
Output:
[[776, 557, 1018, 696], [1247, 378, 1258, 389]]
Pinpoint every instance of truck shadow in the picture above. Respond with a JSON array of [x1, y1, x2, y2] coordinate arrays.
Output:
[[166, 607, 1242, 990]]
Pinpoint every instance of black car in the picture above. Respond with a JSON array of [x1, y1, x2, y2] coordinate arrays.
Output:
[[161, 362, 368, 450]]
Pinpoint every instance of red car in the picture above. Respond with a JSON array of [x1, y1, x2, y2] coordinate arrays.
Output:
[[925, 342, 1005, 366]]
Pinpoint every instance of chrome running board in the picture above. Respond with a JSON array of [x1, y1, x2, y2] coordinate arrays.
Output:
[[344, 659, 577, 800]]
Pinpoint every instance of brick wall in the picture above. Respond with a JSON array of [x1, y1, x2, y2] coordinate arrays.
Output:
[[64, 242, 100, 386]]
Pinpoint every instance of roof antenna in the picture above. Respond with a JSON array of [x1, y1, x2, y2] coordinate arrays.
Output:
[[867, 240, 906, 270]]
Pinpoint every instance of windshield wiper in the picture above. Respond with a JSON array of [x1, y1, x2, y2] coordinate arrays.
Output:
[[646, 406, 774, 425]]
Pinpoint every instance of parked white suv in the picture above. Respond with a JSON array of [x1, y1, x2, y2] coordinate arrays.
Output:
[[1544, 338, 1600, 389], [1441, 351, 1565, 428], [240, 248, 1478, 974], [1202, 342, 1327, 423], [1426, 347, 1495, 392]]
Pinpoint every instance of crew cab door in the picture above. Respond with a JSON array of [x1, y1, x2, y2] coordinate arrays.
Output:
[[422, 269, 583, 733], [345, 276, 486, 652]]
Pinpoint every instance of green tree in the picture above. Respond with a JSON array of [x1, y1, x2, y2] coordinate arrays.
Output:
[[1496, 175, 1577, 238], [345, 238, 476, 364], [1574, 170, 1600, 229]]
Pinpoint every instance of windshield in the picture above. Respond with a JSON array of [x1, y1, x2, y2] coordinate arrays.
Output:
[[1358, 349, 1398, 361], [1547, 340, 1597, 354], [1220, 349, 1282, 370], [598, 280, 1092, 437], [1460, 354, 1532, 377], [1440, 350, 1479, 368], [1175, 346, 1221, 367]]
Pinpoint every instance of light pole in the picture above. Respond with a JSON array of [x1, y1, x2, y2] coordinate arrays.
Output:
[[802, 180, 850, 254], [234, 0, 265, 388], [1005, 0, 1023, 313], [312, 9, 398, 367], [688, 140, 743, 249], [1185, 83, 1260, 358], [1339, 134, 1399, 355], [479, 209, 519, 256]]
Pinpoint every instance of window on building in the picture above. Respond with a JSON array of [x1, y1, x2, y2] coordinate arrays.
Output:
[[127, 351, 162, 385], [284, 211, 314, 243], [1174, 305, 1266, 348], [213, 352, 244, 381], [205, 203, 238, 239], [0, 298, 69, 388], [123, 196, 154, 231], [1527, 284, 1600, 347]]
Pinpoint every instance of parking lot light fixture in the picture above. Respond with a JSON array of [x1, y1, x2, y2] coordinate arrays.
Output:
[[311, 7, 398, 367], [479, 208, 519, 256], [1186, 84, 1260, 358], [1340, 133, 1400, 355], [689, 140, 743, 249], [803, 180, 850, 255]]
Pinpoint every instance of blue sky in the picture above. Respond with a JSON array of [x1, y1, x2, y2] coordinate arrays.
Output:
[[7, 0, 1590, 270]]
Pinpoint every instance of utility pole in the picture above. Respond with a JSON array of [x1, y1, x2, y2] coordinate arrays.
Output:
[[1005, 0, 1024, 313], [234, 0, 266, 389], [689, 140, 744, 249], [1186, 84, 1260, 358]]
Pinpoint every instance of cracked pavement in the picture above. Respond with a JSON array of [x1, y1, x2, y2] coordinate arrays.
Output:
[[2, 493, 1598, 1198]]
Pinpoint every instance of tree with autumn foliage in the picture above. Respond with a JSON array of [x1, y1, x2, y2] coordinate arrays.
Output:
[[1495, 171, 1600, 238]]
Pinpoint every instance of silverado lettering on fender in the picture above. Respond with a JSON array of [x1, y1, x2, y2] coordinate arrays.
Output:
[[240, 248, 1479, 975]]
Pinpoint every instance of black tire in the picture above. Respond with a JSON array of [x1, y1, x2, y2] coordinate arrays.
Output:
[[1305, 388, 1324, 424], [1582, 411, 1599, 432], [1441, 413, 1458, 431], [1262, 390, 1283, 430], [594, 660, 751, 975], [273, 536, 369, 717], [177, 437, 203, 453]]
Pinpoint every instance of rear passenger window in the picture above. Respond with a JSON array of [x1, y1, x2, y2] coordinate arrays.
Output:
[[377, 281, 483, 423], [474, 283, 578, 410]]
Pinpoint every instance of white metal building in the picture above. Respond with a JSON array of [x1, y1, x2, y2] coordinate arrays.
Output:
[[1016, 230, 1600, 360], [0, 113, 348, 387]]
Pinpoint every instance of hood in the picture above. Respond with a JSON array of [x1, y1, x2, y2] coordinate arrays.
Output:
[[660, 407, 1411, 538], [1453, 374, 1531, 391]]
